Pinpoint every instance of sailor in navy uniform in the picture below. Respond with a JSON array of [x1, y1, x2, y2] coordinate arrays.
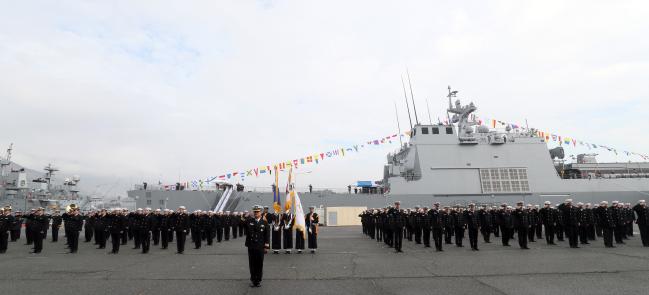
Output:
[[281, 209, 294, 254], [387, 201, 404, 252], [66, 207, 84, 253], [595, 201, 616, 248], [245, 205, 269, 288], [306, 206, 319, 253], [464, 203, 480, 251], [267, 210, 282, 254], [633, 200, 649, 246], [512, 202, 530, 249], [50, 210, 62, 242], [0, 207, 14, 253], [174, 206, 190, 254]]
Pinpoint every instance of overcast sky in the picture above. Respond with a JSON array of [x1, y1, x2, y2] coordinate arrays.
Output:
[[2, 0, 648, 197]]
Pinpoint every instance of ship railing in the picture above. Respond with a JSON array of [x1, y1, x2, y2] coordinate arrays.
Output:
[[245, 186, 352, 194]]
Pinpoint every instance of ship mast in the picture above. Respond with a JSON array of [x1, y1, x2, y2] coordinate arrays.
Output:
[[393, 102, 403, 146], [406, 69, 419, 125], [44, 163, 59, 191], [400, 76, 414, 131], [0, 143, 12, 178], [446, 86, 457, 125]]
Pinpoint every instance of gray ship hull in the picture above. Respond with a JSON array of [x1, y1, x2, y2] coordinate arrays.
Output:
[[129, 189, 649, 212]]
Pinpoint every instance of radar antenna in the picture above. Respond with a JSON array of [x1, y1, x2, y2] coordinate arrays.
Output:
[[44, 163, 59, 188], [446, 87, 478, 138], [446, 86, 457, 124]]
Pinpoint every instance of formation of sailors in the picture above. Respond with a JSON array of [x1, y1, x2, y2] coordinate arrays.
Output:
[[0, 204, 320, 255], [360, 199, 649, 252]]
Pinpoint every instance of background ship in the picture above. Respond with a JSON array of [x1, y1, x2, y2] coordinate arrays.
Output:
[[0, 144, 135, 212], [128, 89, 649, 216]]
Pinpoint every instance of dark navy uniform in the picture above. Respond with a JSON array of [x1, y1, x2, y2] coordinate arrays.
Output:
[[28, 211, 50, 253], [306, 211, 319, 252], [464, 207, 480, 250], [478, 208, 492, 243], [10, 213, 22, 241], [633, 203, 649, 246], [268, 213, 282, 252], [0, 211, 13, 253], [67, 212, 84, 253], [539, 205, 557, 245], [281, 212, 294, 252], [245, 208, 269, 287], [108, 212, 127, 253], [595, 204, 616, 248], [51, 214, 62, 242], [387, 206, 404, 252], [174, 211, 190, 254], [453, 209, 466, 247], [512, 206, 530, 249], [429, 208, 444, 251]]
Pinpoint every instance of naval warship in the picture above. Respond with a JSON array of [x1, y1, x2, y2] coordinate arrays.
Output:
[[0, 144, 91, 212], [129, 88, 649, 212]]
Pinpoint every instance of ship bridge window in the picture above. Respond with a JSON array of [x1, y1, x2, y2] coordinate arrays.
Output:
[[446, 127, 453, 134], [432, 127, 439, 134], [421, 127, 429, 134]]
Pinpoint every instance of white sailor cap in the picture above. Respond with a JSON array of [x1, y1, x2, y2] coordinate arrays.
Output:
[[136, 208, 143, 211], [612, 200, 619, 204], [155, 209, 161, 212], [145, 207, 151, 211], [600, 201, 608, 205], [544, 201, 551, 205], [565, 199, 573, 203], [577, 202, 584, 206], [506, 206, 513, 209], [179, 206, 186, 210], [640, 200, 646, 204]]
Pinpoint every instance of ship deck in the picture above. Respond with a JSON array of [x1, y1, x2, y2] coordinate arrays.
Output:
[[1, 226, 648, 295]]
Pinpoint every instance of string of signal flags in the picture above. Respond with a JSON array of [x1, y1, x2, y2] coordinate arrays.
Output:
[[474, 115, 649, 160], [167, 117, 647, 191], [181, 132, 403, 190]]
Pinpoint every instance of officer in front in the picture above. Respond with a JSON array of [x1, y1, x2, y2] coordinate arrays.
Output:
[[245, 205, 270, 288]]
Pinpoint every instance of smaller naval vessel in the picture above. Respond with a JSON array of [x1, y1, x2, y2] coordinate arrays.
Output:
[[0, 144, 90, 212]]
